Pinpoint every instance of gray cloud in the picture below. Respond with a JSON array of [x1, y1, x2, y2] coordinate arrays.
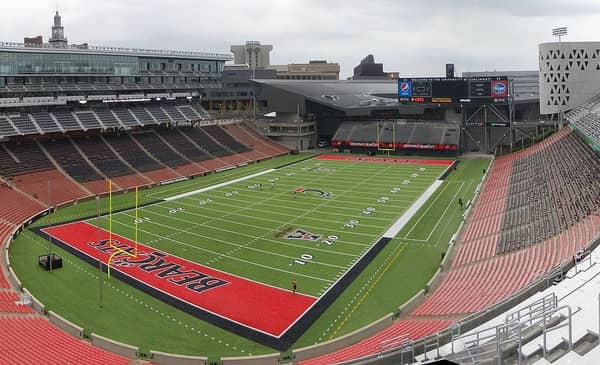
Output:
[[1, 0, 599, 78]]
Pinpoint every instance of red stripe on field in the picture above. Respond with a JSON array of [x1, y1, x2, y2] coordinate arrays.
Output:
[[315, 154, 454, 166], [42, 221, 316, 337]]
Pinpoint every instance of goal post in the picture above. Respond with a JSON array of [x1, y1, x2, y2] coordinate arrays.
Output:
[[376, 121, 396, 156]]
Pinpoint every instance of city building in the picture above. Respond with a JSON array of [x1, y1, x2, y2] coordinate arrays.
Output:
[[49, 11, 68, 48], [208, 64, 276, 111], [539, 41, 600, 116], [270, 60, 340, 80], [351, 54, 386, 79], [230, 41, 273, 69]]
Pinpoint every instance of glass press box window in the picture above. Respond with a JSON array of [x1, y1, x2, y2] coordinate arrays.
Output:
[[0, 51, 138, 75]]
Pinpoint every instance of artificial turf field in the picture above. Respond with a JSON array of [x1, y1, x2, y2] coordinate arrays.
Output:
[[9, 153, 490, 360]]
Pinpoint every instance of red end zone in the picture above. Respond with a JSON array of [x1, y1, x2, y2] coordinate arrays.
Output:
[[316, 154, 454, 166], [42, 221, 316, 338]]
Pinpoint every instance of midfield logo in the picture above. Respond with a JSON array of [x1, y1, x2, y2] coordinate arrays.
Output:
[[285, 229, 322, 241], [88, 239, 229, 294]]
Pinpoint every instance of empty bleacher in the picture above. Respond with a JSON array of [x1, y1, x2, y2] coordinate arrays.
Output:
[[145, 105, 171, 124], [103, 134, 163, 173], [71, 135, 149, 189], [111, 108, 140, 128], [0, 291, 34, 313], [12, 169, 90, 205], [0, 142, 53, 178], [130, 131, 189, 168], [156, 127, 211, 162], [237, 123, 289, 155], [105, 133, 180, 183], [71, 136, 133, 179], [93, 109, 122, 129], [0, 116, 18, 138], [191, 104, 210, 119], [202, 125, 251, 154], [567, 93, 600, 144], [332, 120, 460, 147], [0, 183, 46, 224], [496, 129, 600, 253], [0, 317, 130, 365], [31, 112, 61, 134], [134, 130, 208, 176], [9, 115, 39, 135], [161, 105, 187, 122], [182, 126, 232, 158], [219, 124, 268, 160], [41, 139, 101, 183], [130, 107, 157, 126], [299, 320, 453, 365], [52, 111, 83, 132], [75, 111, 103, 130]]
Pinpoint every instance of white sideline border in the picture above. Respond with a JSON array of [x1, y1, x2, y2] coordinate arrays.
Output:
[[382, 180, 444, 238], [163, 169, 276, 201]]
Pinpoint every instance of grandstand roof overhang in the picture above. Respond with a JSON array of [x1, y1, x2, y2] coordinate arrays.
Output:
[[0, 42, 233, 62], [253, 79, 425, 116]]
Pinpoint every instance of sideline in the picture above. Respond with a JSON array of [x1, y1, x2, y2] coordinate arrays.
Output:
[[382, 180, 444, 238]]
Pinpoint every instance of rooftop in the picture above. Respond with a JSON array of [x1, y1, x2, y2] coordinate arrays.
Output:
[[0, 41, 233, 61]]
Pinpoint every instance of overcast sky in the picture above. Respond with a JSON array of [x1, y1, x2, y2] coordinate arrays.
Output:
[[2, 0, 600, 78]]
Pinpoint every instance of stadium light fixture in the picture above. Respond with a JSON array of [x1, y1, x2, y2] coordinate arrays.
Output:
[[552, 27, 567, 42]]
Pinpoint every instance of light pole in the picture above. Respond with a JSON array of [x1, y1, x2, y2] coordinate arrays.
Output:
[[552, 27, 567, 125], [253, 63, 257, 122], [245, 62, 257, 121], [552, 27, 567, 42]]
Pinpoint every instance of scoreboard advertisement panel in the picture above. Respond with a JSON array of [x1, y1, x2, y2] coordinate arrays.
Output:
[[398, 77, 508, 104]]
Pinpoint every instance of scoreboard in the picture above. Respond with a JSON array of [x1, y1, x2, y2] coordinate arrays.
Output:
[[398, 77, 508, 104]]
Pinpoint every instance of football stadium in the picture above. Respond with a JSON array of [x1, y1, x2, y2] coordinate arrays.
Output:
[[1, 6, 600, 365]]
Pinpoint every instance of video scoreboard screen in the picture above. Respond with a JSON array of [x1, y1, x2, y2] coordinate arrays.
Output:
[[398, 77, 508, 104]]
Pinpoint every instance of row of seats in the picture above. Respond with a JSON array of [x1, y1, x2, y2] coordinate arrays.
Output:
[[0, 184, 46, 224], [415, 213, 600, 316], [331, 121, 460, 146], [0, 317, 130, 365], [0, 292, 34, 313], [298, 320, 453, 365], [0, 103, 212, 137], [0, 122, 288, 202], [497, 129, 600, 253], [567, 93, 600, 144], [456, 128, 600, 261]]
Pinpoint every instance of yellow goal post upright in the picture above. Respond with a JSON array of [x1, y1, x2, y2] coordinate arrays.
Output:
[[106, 180, 139, 279], [376, 120, 396, 157]]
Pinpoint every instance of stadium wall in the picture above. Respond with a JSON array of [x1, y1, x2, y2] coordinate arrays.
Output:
[[292, 313, 394, 362]]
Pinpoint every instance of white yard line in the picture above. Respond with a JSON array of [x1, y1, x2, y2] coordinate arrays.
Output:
[[163, 169, 276, 201], [382, 180, 444, 238]]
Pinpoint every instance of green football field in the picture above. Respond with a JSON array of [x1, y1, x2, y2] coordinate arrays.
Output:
[[9, 153, 490, 360], [86, 156, 447, 297]]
